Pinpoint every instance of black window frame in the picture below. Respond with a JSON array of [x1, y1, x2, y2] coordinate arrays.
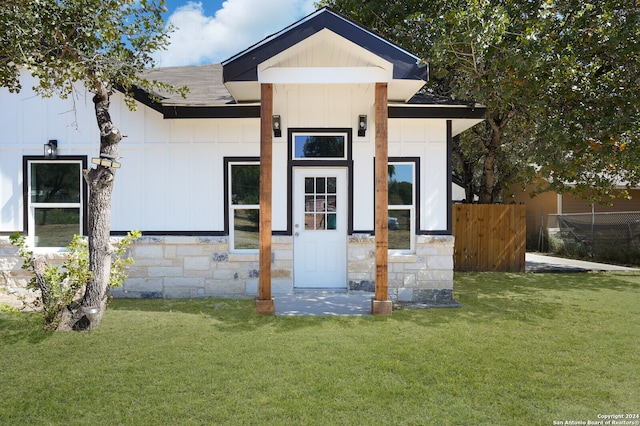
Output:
[[224, 157, 260, 252], [22, 155, 88, 248]]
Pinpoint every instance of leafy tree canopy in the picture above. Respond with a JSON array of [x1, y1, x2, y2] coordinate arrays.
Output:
[[0, 0, 186, 330], [321, 0, 640, 203], [0, 0, 185, 106]]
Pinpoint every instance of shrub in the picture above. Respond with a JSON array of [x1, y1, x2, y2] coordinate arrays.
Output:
[[10, 230, 140, 329]]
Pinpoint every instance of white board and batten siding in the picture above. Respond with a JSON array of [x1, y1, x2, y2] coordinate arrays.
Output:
[[275, 84, 450, 233], [388, 119, 449, 232], [1, 82, 451, 235], [0, 80, 261, 234]]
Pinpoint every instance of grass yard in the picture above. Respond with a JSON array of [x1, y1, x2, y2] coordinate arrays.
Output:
[[1, 272, 638, 425]]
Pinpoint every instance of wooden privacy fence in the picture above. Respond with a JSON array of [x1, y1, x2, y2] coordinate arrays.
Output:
[[452, 204, 526, 272]]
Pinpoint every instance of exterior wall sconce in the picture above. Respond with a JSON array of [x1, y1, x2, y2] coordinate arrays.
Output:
[[273, 115, 282, 138], [91, 153, 121, 168], [44, 140, 58, 159], [358, 115, 367, 137]]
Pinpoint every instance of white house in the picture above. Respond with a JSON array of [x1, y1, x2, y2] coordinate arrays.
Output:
[[0, 8, 484, 313]]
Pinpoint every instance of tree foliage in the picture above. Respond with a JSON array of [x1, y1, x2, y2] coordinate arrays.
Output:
[[528, 0, 640, 201], [0, 0, 185, 330], [10, 231, 140, 330], [321, 0, 640, 203], [0, 0, 185, 104]]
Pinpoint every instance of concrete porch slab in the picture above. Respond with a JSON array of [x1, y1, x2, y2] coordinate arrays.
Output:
[[275, 291, 372, 316]]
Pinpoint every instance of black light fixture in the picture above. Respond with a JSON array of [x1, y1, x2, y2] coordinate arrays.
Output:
[[91, 152, 121, 168], [272, 115, 282, 138], [44, 140, 58, 159], [358, 115, 367, 137]]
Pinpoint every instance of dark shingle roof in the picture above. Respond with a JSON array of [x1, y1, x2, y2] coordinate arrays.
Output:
[[133, 64, 484, 121]]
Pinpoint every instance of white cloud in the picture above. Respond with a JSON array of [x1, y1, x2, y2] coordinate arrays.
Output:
[[155, 0, 318, 67]]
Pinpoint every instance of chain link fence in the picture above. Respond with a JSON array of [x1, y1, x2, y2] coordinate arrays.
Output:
[[527, 211, 640, 265]]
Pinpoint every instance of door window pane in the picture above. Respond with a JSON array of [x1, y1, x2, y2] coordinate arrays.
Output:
[[305, 177, 314, 193], [327, 177, 336, 193], [303, 175, 338, 231], [327, 195, 336, 212], [305, 213, 315, 230], [327, 214, 337, 230]]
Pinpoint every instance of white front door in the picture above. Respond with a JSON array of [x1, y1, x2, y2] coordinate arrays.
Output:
[[293, 168, 347, 289]]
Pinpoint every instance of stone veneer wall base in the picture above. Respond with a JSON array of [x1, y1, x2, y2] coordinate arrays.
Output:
[[2, 234, 458, 308]]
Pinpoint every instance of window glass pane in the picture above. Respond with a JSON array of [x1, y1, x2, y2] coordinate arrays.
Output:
[[305, 177, 314, 193], [294, 136, 345, 158], [388, 209, 411, 250], [327, 177, 336, 193], [34, 208, 80, 247], [303, 174, 339, 231], [327, 195, 336, 212], [388, 164, 413, 205], [233, 209, 259, 250], [305, 195, 315, 212], [31, 163, 80, 203], [327, 214, 337, 230], [231, 165, 259, 205], [305, 213, 315, 230]]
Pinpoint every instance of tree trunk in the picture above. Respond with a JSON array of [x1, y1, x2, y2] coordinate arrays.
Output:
[[58, 84, 121, 331], [462, 158, 475, 203], [480, 139, 498, 204], [452, 135, 476, 204], [479, 110, 512, 204]]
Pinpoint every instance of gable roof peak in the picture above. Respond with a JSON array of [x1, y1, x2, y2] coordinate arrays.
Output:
[[221, 7, 427, 87]]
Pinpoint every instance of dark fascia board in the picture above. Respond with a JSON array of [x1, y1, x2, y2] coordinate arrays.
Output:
[[388, 105, 486, 120], [163, 104, 484, 120], [161, 105, 261, 119], [118, 84, 484, 120], [116, 84, 164, 114], [221, 8, 426, 83], [116, 85, 261, 119]]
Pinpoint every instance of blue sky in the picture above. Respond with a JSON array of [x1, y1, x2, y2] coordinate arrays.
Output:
[[155, 0, 318, 67]]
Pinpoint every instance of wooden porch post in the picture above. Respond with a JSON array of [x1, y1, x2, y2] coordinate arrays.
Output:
[[372, 82, 392, 315], [256, 83, 275, 315]]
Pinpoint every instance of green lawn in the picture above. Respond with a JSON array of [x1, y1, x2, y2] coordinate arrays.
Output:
[[1, 272, 638, 425]]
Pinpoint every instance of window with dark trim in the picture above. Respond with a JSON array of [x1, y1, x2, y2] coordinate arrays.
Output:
[[26, 158, 86, 248], [293, 135, 346, 159], [228, 161, 260, 252], [388, 160, 417, 253]]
